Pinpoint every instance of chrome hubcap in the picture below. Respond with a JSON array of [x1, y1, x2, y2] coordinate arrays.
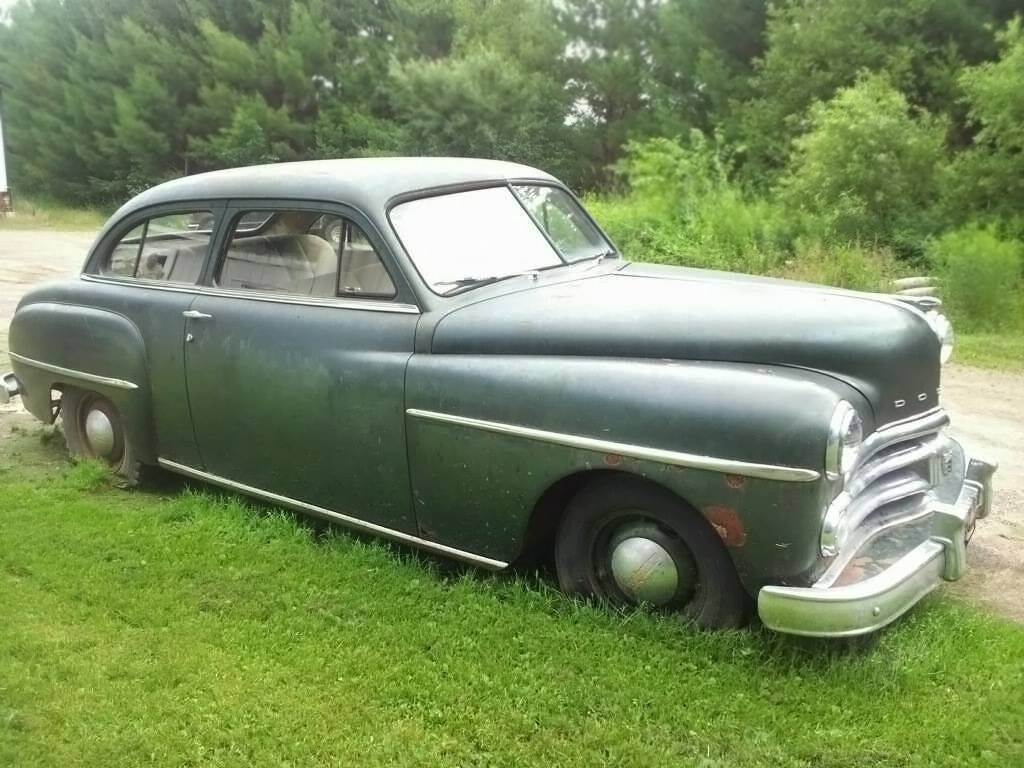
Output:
[[84, 408, 115, 457], [609, 536, 679, 606]]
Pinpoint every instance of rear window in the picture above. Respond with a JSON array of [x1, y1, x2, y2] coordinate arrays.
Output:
[[216, 209, 396, 299], [100, 211, 213, 284]]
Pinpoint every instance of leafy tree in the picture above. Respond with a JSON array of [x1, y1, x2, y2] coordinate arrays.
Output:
[[739, 0, 1009, 178], [450, 0, 564, 71], [389, 49, 575, 180], [0, 0, 111, 201], [555, 0, 664, 185], [0, 0, 1021, 222], [780, 74, 947, 246], [944, 19, 1024, 233], [185, 3, 334, 170], [649, 0, 766, 135]]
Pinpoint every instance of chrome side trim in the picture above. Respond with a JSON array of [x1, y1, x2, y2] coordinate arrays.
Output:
[[406, 408, 821, 483], [8, 352, 139, 390], [156, 458, 509, 570], [81, 274, 420, 315]]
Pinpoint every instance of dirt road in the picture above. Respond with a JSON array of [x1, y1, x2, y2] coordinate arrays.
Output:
[[0, 230, 94, 363], [1, 229, 1021, 619], [943, 366, 1024, 620]]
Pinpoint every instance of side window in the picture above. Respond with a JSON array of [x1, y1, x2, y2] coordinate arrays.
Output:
[[339, 222, 396, 298], [217, 209, 395, 299], [100, 211, 213, 284]]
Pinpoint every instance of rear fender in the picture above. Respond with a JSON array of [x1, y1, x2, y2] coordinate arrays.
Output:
[[9, 302, 155, 462]]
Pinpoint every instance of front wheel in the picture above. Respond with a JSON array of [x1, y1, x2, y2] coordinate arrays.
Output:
[[61, 387, 140, 486], [554, 476, 749, 629]]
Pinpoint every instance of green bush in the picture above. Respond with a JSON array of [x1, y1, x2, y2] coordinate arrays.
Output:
[[780, 73, 947, 249], [928, 225, 1024, 331], [603, 134, 799, 273], [592, 133, 903, 290], [585, 196, 700, 267], [775, 240, 899, 292], [588, 193, 902, 294], [942, 20, 1024, 235]]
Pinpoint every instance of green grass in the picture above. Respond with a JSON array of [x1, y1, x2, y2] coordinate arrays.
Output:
[[1, 424, 1022, 767], [0, 196, 108, 230], [955, 333, 1024, 372]]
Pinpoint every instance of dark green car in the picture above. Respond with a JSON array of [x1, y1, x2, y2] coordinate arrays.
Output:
[[1, 158, 996, 636]]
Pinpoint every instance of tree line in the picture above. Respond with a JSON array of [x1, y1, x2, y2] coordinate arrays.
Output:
[[0, 0, 1019, 240]]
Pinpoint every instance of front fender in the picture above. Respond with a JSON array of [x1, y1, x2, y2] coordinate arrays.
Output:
[[405, 355, 868, 591], [9, 301, 155, 462]]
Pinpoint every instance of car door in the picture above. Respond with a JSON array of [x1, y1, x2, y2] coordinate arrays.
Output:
[[182, 202, 420, 533], [83, 204, 225, 468]]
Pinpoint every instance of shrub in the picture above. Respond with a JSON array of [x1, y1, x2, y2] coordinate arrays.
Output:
[[606, 134, 799, 273], [780, 73, 947, 249], [927, 225, 1024, 331], [587, 193, 902, 293], [942, 20, 1024, 235], [614, 133, 732, 216], [585, 196, 702, 267], [775, 240, 899, 292]]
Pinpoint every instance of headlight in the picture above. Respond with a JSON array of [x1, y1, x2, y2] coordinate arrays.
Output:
[[825, 401, 863, 482], [925, 310, 954, 365], [822, 401, 865, 556]]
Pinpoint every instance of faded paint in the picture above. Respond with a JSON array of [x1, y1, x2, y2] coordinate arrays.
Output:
[[724, 473, 745, 489], [704, 505, 747, 547]]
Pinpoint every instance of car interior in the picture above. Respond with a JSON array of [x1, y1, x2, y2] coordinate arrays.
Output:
[[104, 210, 396, 299]]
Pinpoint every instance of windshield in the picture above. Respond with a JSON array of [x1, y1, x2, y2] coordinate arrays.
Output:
[[389, 184, 612, 294]]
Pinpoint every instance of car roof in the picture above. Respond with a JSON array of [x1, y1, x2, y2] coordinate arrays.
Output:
[[116, 157, 558, 217]]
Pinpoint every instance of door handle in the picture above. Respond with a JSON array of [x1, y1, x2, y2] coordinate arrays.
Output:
[[182, 310, 213, 320]]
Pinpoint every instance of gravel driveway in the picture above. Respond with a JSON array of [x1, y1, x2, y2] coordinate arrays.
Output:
[[1, 229, 1021, 620], [0, 230, 94, 362]]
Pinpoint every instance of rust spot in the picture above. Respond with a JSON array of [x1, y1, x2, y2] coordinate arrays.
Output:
[[603, 453, 622, 466], [704, 505, 747, 547], [724, 474, 745, 489]]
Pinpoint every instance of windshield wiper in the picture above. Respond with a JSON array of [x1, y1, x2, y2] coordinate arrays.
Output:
[[437, 270, 540, 296], [578, 249, 617, 266]]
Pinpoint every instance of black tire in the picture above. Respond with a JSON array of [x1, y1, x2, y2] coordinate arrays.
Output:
[[554, 476, 749, 629], [61, 386, 141, 487]]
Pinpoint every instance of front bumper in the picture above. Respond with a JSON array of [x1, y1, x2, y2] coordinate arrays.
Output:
[[758, 450, 996, 637]]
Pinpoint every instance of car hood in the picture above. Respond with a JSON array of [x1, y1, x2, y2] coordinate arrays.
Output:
[[430, 262, 942, 426]]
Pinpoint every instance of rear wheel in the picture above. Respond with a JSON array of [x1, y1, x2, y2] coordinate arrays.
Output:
[[61, 387, 140, 486], [554, 476, 749, 629]]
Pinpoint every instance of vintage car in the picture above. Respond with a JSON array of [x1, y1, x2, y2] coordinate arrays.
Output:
[[1, 158, 996, 636]]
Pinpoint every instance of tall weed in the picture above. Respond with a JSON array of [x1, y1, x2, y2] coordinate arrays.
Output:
[[928, 225, 1024, 331], [775, 241, 899, 292], [594, 133, 1023, 333]]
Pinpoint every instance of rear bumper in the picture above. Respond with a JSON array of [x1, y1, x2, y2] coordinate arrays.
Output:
[[0, 372, 20, 404], [758, 451, 996, 638]]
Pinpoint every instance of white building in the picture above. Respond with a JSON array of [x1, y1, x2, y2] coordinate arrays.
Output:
[[0, 82, 9, 212]]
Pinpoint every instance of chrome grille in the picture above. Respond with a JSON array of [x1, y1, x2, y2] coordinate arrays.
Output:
[[821, 408, 950, 557]]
